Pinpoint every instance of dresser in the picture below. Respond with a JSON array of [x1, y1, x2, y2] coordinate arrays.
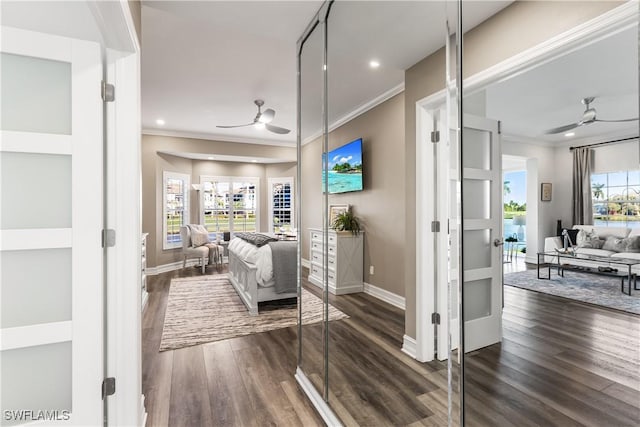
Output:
[[141, 233, 149, 310], [308, 228, 364, 295]]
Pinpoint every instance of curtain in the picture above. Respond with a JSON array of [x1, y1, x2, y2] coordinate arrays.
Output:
[[572, 147, 593, 225]]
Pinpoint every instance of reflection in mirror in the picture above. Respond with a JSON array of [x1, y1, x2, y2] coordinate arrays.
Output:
[[298, 15, 326, 399], [322, 1, 457, 425], [461, 2, 639, 425]]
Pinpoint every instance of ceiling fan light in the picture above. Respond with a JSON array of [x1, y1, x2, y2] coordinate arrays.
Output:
[[259, 108, 275, 124], [255, 122, 266, 130]]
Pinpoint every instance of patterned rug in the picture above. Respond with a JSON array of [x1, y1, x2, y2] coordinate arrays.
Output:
[[504, 269, 640, 315], [160, 274, 348, 351]]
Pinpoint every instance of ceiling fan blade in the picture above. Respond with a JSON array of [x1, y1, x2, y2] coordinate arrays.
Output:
[[260, 108, 275, 124], [265, 123, 291, 134], [544, 122, 581, 135], [594, 118, 639, 123], [216, 123, 255, 129]]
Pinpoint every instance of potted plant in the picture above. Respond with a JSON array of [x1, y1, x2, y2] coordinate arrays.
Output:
[[332, 210, 361, 235]]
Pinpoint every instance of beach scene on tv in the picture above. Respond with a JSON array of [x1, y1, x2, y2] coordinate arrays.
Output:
[[324, 139, 363, 194]]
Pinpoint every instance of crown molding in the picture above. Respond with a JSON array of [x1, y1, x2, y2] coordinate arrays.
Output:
[[302, 82, 405, 145], [141, 128, 295, 148]]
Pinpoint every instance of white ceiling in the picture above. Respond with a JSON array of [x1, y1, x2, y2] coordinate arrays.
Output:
[[482, 24, 639, 145], [141, 1, 511, 146]]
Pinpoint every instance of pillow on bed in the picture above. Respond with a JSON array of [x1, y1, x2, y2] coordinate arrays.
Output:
[[235, 232, 277, 247]]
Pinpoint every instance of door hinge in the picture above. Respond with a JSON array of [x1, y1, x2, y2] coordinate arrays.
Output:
[[497, 120, 502, 135], [431, 221, 440, 232], [101, 81, 115, 102], [430, 130, 440, 143], [102, 229, 116, 248], [102, 377, 115, 399], [431, 312, 441, 325]]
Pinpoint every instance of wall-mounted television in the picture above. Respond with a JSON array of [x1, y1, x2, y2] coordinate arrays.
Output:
[[324, 138, 363, 194]]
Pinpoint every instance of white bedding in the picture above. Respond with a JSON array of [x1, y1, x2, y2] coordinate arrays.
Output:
[[228, 237, 275, 287]]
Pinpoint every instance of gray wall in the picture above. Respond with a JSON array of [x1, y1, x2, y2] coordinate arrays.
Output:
[[301, 93, 405, 297], [142, 134, 296, 268]]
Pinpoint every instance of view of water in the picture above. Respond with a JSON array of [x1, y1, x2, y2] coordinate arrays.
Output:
[[324, 170, 363, 194], [503, 218, 524, 242]]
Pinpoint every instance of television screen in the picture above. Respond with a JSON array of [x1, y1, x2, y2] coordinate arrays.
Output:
[[324, 138, 363, 194]]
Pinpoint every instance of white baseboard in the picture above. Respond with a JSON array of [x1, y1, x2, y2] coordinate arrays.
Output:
[[146, 259, 199, 276], [141, 290, 149, 312], [139, 394, 147, 427], [295, 368, 343, 427], [401, 334, 417, 359], [301, 257, 310, 269], [363, 282, 405, 310]]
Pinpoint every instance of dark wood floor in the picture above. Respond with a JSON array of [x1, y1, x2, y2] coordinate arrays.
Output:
[[143, 266, 640, 426]]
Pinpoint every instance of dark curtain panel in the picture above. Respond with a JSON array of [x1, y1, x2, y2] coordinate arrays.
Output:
[[572, 147, 593, 225]]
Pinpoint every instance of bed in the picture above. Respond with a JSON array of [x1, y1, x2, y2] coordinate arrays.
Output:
[[227, 233, 297, 315]]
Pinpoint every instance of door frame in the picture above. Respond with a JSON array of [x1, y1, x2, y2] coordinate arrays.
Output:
[[414, 1, 638, 361], [99, 2, 144, 426]]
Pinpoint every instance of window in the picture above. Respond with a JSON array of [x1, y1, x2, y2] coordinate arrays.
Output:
[[163, 171, 190, 249], [200, 176, 259, 238], [268, 177, 294, 233], [591, 170, 640, 227]]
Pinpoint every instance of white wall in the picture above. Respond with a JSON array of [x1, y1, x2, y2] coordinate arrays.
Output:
[[502, 139, 558, 263]]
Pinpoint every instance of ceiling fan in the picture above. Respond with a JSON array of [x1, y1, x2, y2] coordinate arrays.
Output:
[[544, 97, 638, 135], [216, 99, 291, 134]]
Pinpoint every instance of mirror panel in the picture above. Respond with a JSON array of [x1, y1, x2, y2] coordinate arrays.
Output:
[[298, 15, 326, 398]]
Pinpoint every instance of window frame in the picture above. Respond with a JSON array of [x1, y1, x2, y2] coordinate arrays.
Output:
[[199, 175, 260, 238], [162, 171, 190, 250], [591, 169, 640, 227], [268, 177, 295, 233]]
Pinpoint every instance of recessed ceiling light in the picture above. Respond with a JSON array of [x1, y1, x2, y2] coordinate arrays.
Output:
[[564, 132, 575, 137], [156, 119, 165, 126], [207, 156, 214, 160], [255, 122, 265, 130], [369, 60, 380, 69]]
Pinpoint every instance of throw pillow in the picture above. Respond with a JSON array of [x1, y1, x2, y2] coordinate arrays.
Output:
[[576, 229, 604, 249], [625, 236, 640, 253], [188, 224, 210, 247], [561, 228, 579, 246], [602, 236, 626, 252]]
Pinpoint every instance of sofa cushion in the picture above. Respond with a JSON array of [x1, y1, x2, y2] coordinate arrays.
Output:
[[574, 225, 630, 239], [628, 228, 640, 238], [576, 229, 604, 249], [624, 235, 640, 253], [611, 252, 640, 262], [574, 248, 616, 257], [602, 236, 627, 252]]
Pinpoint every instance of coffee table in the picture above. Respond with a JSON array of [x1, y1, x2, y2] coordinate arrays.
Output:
[[537, 251, 640, 296]]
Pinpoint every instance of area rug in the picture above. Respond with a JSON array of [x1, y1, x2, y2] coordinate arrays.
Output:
[[504, 269, 640, 315], [160, 274, 348, 351]]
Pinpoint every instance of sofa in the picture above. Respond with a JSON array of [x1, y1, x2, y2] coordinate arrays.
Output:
[[544, 225, 640, 272]]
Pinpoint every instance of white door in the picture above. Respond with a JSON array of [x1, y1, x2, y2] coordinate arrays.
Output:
[[0, 27, 104, 425], [460, 113, 502, 352]]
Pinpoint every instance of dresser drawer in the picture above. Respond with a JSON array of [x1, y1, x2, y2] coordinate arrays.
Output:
[[311, 230, 322, 241], [311, 240, 324, 252]]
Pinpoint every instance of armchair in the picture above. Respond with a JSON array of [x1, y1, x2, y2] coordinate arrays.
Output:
[[180, 225, 223, 274]]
